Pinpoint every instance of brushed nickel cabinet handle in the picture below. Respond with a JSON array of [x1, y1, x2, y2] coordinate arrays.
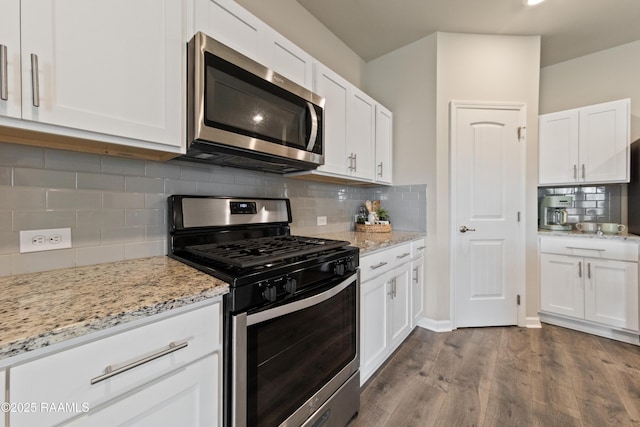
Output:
[[582, 164, 585, 180], [587, 262, 591, 279], [30, 53, 40, 107], [573, 164, 577, 180], [378, 162, 383, 177], [397, 252, 410, 259], [370, 261, 388, 270], [413, 267, 418, 283], [353, 153, 357, 172], [90, 341, 188, 385], [578, 261, 582, 278], [565, 246, 605, 252], [0, 45, 7, 101]]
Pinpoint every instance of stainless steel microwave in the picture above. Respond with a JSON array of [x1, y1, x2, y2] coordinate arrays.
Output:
[[183, 32, 325, 174]]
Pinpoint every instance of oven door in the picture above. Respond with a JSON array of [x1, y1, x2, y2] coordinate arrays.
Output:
[[231, 273, 359, 427]]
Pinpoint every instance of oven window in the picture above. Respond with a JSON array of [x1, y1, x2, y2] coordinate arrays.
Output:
[[204, 52, 322, 154], [246, 281, 357, 426]]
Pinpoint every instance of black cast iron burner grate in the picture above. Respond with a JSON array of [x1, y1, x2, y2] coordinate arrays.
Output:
[[184, 235, 350, 269]]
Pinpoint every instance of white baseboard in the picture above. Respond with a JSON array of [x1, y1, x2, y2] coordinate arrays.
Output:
[[525, 316, 542, 328], [416, 317, 452, 332]]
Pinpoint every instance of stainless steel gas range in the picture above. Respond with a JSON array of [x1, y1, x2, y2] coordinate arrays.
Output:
[[168, 196, 360, 427]]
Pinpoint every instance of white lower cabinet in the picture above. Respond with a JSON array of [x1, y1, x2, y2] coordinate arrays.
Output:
[[360, 242, 413, 384], [540, 237, 639, 335], [9, 300, 222, 427], [65, 353, 218, 427], [410, 239, 426, 328]]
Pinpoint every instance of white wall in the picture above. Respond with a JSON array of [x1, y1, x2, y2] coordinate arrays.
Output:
[[363, 34, 438, 318], [234, 0, 365, 87], [365, 32, 541, 324], [540, 39, 640, 143], [436, 33, 541, 322]]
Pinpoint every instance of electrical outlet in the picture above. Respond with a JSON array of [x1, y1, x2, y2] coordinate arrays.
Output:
[[317, 216, 327, 226], [19, 228, 72, 253]]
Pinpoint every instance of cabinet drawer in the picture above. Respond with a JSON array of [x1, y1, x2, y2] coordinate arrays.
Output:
[[540, 237, 639, 262], [360, 243, 411, 282], [10, 301, 221, 427], [411, 238, 426, 259]]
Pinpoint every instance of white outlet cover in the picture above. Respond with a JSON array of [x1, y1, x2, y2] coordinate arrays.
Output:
[[317, 216, 327, 226], [19, 228, 72, 253]]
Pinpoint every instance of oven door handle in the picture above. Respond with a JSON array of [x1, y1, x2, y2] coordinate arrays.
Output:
[[246, 272, 357, 326]]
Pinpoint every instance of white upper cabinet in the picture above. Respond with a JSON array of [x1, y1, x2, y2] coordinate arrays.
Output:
[[193, 0, 267, 63], [313, 62, 349, 176], [579, 100, 630, 183], [0, 0, 21, 119], [19, 0, 184, 149], [349, 87, 375, 181], [192, 0, 313, 89], [539, 98, 630, 185], [265, 29, 313, 89], [374, 104, 393, 184], [539, 109, 579, 185]]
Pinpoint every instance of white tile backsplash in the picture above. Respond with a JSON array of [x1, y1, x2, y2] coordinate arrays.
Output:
[[0, 141, 427, 276]]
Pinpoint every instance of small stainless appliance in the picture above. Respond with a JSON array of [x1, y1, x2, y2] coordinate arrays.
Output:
[[539, 195, 574, 230], [168, 196, 360, 427], [183, 32, 325, 174]]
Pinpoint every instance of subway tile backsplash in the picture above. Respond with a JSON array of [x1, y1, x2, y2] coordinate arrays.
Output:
[[0, 142, 426, 277], [538, 185, 623, 226]]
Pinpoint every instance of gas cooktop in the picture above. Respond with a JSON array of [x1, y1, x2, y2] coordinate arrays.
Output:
[[184, 235, 351, 269]]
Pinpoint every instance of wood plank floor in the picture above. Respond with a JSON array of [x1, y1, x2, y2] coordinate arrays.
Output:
[[349, 324, 640, 427]]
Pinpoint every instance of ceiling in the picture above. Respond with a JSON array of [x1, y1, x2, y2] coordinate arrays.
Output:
[[296, 0, 640, 67]]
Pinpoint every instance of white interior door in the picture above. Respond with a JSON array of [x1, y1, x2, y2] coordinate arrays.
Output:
[[451, 102, 525, 327]]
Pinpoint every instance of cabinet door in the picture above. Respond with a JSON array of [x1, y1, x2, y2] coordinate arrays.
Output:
[[65, 354, 220, 427], [540, 253, 584, 318], [266, 30, 313, 89], [360, 276, 388, 384], [579, 99, 630, 183], [193, 0, 266, 63], [411, 257, 425, 328], [388, 263, 411, 351], [20, 0, 184, 148], [374, 104, 393, 184], [0, 0, 21, 119], [539, 109, 579, 185], [313, 62, 349, 176], [349, 88, 375, 180], [585, 259, 639, 331]]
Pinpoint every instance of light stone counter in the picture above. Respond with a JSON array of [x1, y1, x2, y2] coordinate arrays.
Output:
[[0, 256, 228, 362], [314, 230, 426, 255], [538, 229, 640, 243]]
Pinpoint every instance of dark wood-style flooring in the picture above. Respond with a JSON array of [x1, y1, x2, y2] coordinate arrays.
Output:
[[349, 324, 640, 427]]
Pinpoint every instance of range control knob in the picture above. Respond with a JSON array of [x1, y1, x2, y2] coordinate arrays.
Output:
[[334, 262, 345, 276], [346, 258, 357, 272], [262, 284, 277, 302], [284, 278, 297, 294]]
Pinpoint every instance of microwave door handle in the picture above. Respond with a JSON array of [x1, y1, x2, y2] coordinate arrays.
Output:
[[306, 102, 319, 151]]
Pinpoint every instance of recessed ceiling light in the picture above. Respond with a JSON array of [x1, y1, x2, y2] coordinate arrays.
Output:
[[523, 0, 545, 5]]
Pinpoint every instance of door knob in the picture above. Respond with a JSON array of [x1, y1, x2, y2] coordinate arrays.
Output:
[[459, 225, 476, 233]]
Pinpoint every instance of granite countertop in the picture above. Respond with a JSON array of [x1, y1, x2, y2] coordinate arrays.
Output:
[[538, 229, 640, 243], [314, 230, 426, 255], [0, 257, 228, 362]]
